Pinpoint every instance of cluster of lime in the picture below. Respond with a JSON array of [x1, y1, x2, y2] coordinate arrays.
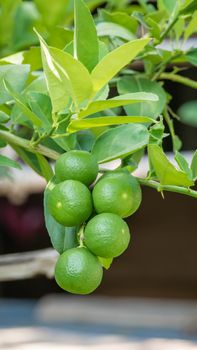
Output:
[[47, 150, 142, 294]]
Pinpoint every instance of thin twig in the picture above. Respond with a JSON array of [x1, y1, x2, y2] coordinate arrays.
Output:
[[138, 178, 197, 199]]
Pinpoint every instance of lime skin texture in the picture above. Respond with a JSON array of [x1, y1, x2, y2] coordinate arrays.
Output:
[[55, 150, 99, 186], [84, 213, 131, 258], [48, 180, 93, 227], [55, 247, 103, 295], [92, 172, 142, 218]]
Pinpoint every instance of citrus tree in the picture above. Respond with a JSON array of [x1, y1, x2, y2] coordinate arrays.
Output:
[[0, 0, 196, 294]]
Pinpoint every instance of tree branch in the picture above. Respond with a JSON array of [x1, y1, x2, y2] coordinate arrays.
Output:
[[0, 248, 58, 281], [138, 178, 197, 199], [0, 130, 60, 160], [159, 73, 197, 89]]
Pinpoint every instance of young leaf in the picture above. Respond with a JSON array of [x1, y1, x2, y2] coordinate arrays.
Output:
[[175, 151, 193, 180], [0, 154, 21, 170], [68, 115, 155, 133], [44, 179, 78, 254], [191, 150, 197, 181], [27, 92, 52, 131], [184, 11, 197, 41], [0, 64, 29, 105], [98, 256, 113, 270], [97, 22, 135, 41], [92, 124, 149, 163], [35, 31, 93, 113], [79, 92, 158, 118], [91, 37, 150, 95], [148, 144, 194, 187], [4, 80, 42, 127], [118, 77, 166, 119], [74, 0, 99, 72]]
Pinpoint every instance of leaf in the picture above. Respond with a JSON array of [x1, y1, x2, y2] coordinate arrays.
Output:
[[37, 154, 54, 182], [92, 124, 149, 163], [180, 0, 197, 14], [98, 256, 113, 270], [74, 0, 99, 72], [178, 100, 197, 127], [0, 47, 42, 71], [117, 77, 166, 119], [91, 37, 150, 95], [184, 11, 197, 41], [175, 151, 193, 180], [34, 0, 69, 28], [0, 64, 29, 105], [191, 150, 197, 181], [79, 92, 158, 118], [0, 154, 21, 170], [27, 92, 52, 131], [4, 80, 42, 128], [13, 145, 53, 182], [186, 48, 197, 66], [36, 30, 93, 113], [99, 9, 137, 33], [44, 179, 78, 254], [0, 111, 10, 123], [68, 115, 155, 133], [97, 22, 135, 41], [148, 144, 194, 187]]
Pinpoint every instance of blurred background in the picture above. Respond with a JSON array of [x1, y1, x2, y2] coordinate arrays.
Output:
[[0, 0, 197, 349]]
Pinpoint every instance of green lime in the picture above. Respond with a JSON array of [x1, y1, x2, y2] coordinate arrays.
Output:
[[84, 213, 130, 258], [48, 180, 92, 227], [55, 247, 103, 294], [55, 150, 99, 186], [92, 172, 142, 218]]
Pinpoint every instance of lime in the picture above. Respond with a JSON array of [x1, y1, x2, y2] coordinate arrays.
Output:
[[84, 213, 130, 258], [55, 150, 99, 186], [92, 172, 142, 218], [55, 247, 103, 294], [48, 180, 92, 226]]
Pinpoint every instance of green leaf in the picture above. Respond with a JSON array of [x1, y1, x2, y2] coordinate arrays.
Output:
[[97, 22, 135, 41], [184, 11, 197, 41], [178, 100, 197, 127], [191, 150, 197, 181], [0, 154, 21, 170], [99, 9, 137, 33], [13, 145, 53, 182], [37, 153, 54, 182], [0, 111, 10, 123], [92, 123, 149, 163], [148, 144, 194, 187], [74, 0, 99, 72], [27, 92, 52, 131], [0, 64, 29, 105], [34, 0, 69, 28], [79, 92, 158, 118], [44, 179, 78, 254], [118, 77, 166, 119], [0, 47, 42, 71], [91, 37, 150, 95], [36, 31, 93, 113], [186, 48, 197, 66], [4, 80, 42, 128], [180, 0, 197, 14], [98, 256, 113, 270], [175, 151, 193, 180], [68, 115, 155, 133]]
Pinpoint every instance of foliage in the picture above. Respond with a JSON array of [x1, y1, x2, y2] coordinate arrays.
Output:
[[0, 0, 196, 259]]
